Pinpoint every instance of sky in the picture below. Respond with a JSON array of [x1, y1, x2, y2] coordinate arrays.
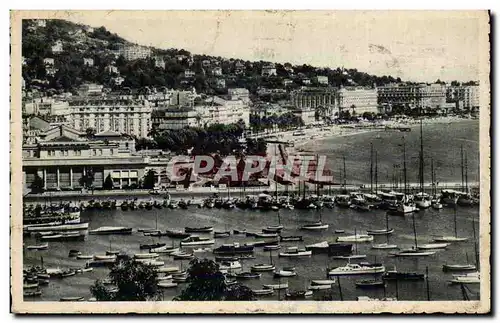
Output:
[[63, 10, 489, 83]]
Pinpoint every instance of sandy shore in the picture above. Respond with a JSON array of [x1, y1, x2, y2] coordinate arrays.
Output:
[[289, 116, 475, 151]]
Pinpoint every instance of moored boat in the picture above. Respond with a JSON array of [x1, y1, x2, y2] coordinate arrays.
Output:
[[280, 235, 303, 242], [251, 264, 275, 272], [185, 226, 214, 233], [180, 236, 215, 246], [262, 283, 288, 290], [278, 247, 312, 257], [442, 264, 477, 272], [336, 234, 374, 243], [26, 243, 49, 251], [235, 272, 261, 279], [328, 263, 385, 276], [89, 226, 133, 235], [355, 279, 386, 288], [300, 222, 329, 230]]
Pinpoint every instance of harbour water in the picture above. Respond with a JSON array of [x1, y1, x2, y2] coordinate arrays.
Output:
[[24, 205, 480, 301], [23, 120, 481, 301]]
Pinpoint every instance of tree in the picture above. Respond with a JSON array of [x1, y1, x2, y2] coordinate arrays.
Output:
[[174, 259, 254, 301], [90, 259, 161, 301], [142, 169, 156, 189], [30, 173, 44, 193], [103, 174, 114, 190]]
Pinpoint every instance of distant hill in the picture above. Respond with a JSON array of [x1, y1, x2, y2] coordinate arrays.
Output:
[[21, 19, 403, 98]]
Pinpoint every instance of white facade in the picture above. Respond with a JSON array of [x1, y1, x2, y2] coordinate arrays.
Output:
[[68, 96, 152, 138], [154, 57, 166, 69], [184, 70, 195, 78], [105, 65, 119, 74], [316, 76, 329, 85], [118, 45, 151, 61], [43, 58, 55, 66], [228, 88, 250, 104], [153, 107, 201, 130], [262, 63, 277, 76], [51, 41, 64, 54], [446, 84, 480, 109], [338, 87, 378, 114], [83, 58, 94, 66], [77, 83, 104, 96], [197, 97, 250, 126]]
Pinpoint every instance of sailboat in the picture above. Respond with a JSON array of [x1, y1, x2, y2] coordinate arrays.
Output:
[[433, 207, 468, 242], [430, 158, 443, 209], [334, 228, 367, 259], [300, 209, 328, 230], [457, 147, 474, 206], [395, 138, 418, 215], [414, 120, 431, 209], [443, 218, 478, 272], [263, 210, 284, 233], [105, 237, 120, 256], [391, 212, 436, 257], [251, 250, 276, 272], [371, 212, 398, 249]]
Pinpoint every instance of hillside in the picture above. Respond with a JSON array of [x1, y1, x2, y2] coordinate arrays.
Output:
[[21, 19, 403, 99]]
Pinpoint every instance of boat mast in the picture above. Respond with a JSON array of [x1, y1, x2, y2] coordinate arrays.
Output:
[[453, 207, 458, 238], [354, 227, 358, 255], [375, 150, 378, 194], [412, 212, 418, 250], [370, 143, 373, 193], [343, 155, 347, 189], [431, 158, 435, 196], [403, 139, 408, 196], [461, 145, 465, 192], [472, 218, 479, 270], [385, 211, 390, 244], [419, 119, 424, 193], [465, 151, 469, 194]]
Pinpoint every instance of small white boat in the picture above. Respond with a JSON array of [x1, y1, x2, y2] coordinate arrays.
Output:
[[263, 283, 289, 290], [219, 261, 242, 271], [443, 264, 477, 272], [156, 266, 180, 274], [335, 229, 345, 234], [157, 275, 173, 281], [93, 255, 116, 261], [336, 234, 374, 243], [193, 247, 212, 253], [26, 222, 89, 232], [136, 259, 165, 266], [391, 249, 436, 257], [279, 247, 312, 257], [300, 222, 329, 230], [452, 272, 480, 278], [252, 288, 274, 296], [366, 228, 394, 236], [450, 274, 480, 284], [433, 236, 468, 242], [23, 282, 39, 289], [311, 279, 336, 285], [371, 243, 399, 250], [251, 264, 276, 272], [180, 236, 215, 246], [263, 244, 281, 251], [134, 253, 159, 259], [89, 226, 132, 235], [328, 263, 385, 276], [150, 246, 179, 254], [76, 254, 94, 260], [417, 243, 450, 250], [26, 243, 49, 250], [274, 270, 296, 277], [76, 267, 93, 274], [157, 281, 178, 288]]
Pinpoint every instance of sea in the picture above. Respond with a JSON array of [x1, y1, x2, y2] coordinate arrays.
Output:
[[23, 120, 481, 302]]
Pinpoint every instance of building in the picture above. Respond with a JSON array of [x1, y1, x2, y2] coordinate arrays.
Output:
[[316, 76, 329, 85], [22, 125, 148, 191], [152, 107, 201, 130], [251, 103, 291, 118], [184, 70, 195, 78], [378, 83, 446, 111], [76, 83, 104, 96], [154, 57, 166, 69], [202, 59, 211, 67], [24, 98, 70, 116], [337, 86, 378, 115], [292, 108, 316, 125], [105, 65, 119, 74], [211, 78, 226, 89], [112, 76, 125, 86], [291, 87, 338, 118], [302, 78, 311, 85], [261, 63, 277, 77], [46, 67, 58, 76], [51, 40, 64, 54], [283, 79, 293, 87], [212, 67, 223, 76], [228, 88, 250, 104], [118, 45, 152, 61], [67, 95, 152, 138], [234, 61, 245, 75], [196, 96, 250, 126], [83, 58, 94, 67], [43, 58, 55, 66], [446, 84, 480, 110]]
